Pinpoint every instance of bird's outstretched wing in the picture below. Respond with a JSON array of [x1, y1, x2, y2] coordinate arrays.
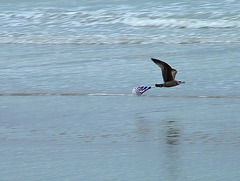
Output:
[[151, 58, 177, 82]]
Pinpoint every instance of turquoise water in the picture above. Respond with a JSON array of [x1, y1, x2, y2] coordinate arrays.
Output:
[[1, 0, 240, 180]]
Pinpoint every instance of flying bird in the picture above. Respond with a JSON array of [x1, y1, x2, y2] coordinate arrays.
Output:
[[151, 58, 185, 87]]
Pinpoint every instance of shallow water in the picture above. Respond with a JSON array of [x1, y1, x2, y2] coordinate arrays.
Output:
[[1, 0, 240, 180], [1, 95, 240, 181]]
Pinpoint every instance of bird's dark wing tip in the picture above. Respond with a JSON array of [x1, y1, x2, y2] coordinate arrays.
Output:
[[151, 58, 173, 69], [151, 58, 164, 65], [151, 58, 157, 61], [151, 58, 160, 63]]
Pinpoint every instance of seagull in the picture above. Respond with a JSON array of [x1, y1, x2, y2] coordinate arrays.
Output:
[[151, 58, 185, 87]]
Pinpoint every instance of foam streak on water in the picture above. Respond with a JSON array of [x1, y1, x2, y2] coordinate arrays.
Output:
[[0, 92, 239, 99]]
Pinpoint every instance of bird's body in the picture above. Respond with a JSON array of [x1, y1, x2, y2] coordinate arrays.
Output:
[[151, 58, 184, 87]]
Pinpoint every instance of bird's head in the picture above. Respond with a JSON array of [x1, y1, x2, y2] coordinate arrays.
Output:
[[178, 81, 185, 84]]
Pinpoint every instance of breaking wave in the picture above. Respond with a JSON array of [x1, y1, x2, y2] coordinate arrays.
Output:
[[1, 5, 240, 45]]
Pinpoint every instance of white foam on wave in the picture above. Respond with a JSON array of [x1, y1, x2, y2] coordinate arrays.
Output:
[[1, 6, 240, 45], [122, 17, 240, 28], [2, 8, 240, 28]]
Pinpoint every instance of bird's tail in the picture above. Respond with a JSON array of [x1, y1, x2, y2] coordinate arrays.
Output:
[[155, 84, 164, 87]]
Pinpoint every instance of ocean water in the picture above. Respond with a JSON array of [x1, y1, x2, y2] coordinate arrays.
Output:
[[0, 0, 240, 180]]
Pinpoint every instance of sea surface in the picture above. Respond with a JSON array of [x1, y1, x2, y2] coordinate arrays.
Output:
[[0, 0, 240, 180]]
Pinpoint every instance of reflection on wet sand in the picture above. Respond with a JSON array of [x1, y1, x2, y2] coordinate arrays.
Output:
[[164, 120, 182, 181], [165, 120, 181, 145], [135, 116, 151, 142], [134, 116, 182, 180]]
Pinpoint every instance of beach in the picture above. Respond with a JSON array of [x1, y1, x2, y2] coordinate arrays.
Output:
[[1, 0, 240, 180]]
